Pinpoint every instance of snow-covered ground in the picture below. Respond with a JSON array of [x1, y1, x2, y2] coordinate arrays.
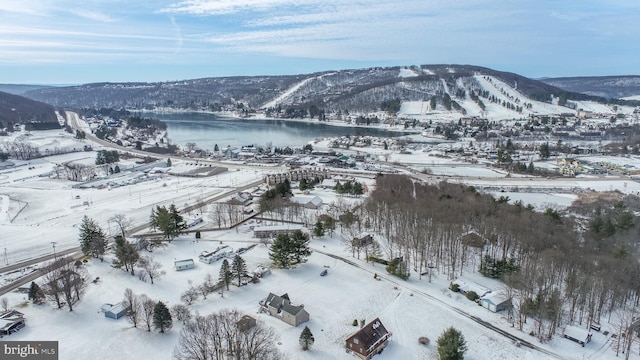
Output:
[[2, 129, 640, 360]]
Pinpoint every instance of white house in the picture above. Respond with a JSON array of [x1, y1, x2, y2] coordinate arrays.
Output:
[[175, 259, 195, 271]]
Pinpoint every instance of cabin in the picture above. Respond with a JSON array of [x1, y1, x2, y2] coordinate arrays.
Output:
[[175, 258, 195, 271], [260, 292, 310, 327], [0, 310, 26, 336], [479, 292, 512, 313], [345, 318, 392, 360], [102, 302, 130, 320], [563, 325, 592, 347]]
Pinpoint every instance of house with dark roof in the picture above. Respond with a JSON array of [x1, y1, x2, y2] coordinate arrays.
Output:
[[0, 310, 26, 336], [260, 292, 310, 327], [345, 318, 392, 360], [236, 315, 257, 332]]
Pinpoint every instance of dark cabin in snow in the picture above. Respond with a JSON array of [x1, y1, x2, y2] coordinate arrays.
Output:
[[345, 317, 392, 360]]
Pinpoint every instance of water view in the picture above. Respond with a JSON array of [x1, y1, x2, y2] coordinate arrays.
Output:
[[152, 112, 412, 150]]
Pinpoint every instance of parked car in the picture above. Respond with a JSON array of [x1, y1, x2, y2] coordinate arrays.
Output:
[[320, 269, 328, 276], [237, 248, 247, 254]]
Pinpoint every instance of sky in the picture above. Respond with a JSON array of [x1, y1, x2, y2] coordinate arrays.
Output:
[[1, 0, 639, 84]]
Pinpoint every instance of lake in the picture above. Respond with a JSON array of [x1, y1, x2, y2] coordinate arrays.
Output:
[[151, 112, 412, 150]]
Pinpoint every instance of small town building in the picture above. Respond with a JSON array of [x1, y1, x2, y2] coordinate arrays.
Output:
[[563, 325, 592, 347], [175, 258, 195, 271], [0, 310, 26, 336], [345, 318, 392, 360], [479, 292, 512, 313], [253, 225, 304, 239], [451, 279, 491, 297], [304, 196, 323, 209], [102, 303, 131, 320], [260, 292, 310, 327], [236, 315, 257, 332], [227, 192, 253, 206]]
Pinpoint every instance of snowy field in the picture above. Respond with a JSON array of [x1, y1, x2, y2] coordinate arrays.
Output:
[[2, 129, 640, 359]]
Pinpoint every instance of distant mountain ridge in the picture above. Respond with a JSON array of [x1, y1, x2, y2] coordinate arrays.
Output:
[[0, 84, 53, 95], [0, 91, 58, 127], [22, 65, 638, 118], [540, 76, 640, 99]]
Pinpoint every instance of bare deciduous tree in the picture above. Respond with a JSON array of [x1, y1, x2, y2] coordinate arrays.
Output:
[[109, 214, 133, 239], [139, 294, 156, 332], [137, 255, 164, 284], [173, 308, 281, 360], [122, 288, 141, 328]]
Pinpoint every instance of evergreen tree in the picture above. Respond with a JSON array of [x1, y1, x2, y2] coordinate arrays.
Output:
[[539, 142, 551, 159], [313, 221, 325, 238], [231, 255, 248, 287], [219, 259, 232, 291], [299, 326, 315, 351], [28, 281, 45, 304], [352, 181, 364, 196], [269, 230, 312, 268], [113, 235, 139, 275], [166, 158, 172, 166], [150, 204, 186, 241], [269, 233, 292, 268], [437, 327, 467, 360], [78, 215, 107, 259], [153, 301, 173, 334], [214, 144, 219, 152], [299, 178, 308, 191]]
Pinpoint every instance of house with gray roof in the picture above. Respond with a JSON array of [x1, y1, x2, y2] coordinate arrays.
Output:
[[260, 292, 309, 327]]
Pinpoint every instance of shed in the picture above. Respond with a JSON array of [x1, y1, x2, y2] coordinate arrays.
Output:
[[563, 325, 592, 347], [175, 258, 195, 271], [236, 315, 257, 332], [103, 303, 130, 320], [479, 292, 512, 313]]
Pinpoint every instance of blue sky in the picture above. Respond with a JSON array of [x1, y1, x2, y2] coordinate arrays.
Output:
[[1, 0, 639, 84]]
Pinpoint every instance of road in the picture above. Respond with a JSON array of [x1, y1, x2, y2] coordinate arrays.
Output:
[[0, 255, 80, 296], [312, 248, 571, 360], [0, 248, 80, 274]]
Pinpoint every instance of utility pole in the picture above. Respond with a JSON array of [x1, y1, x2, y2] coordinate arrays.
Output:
[[51, 242, 57, 262]]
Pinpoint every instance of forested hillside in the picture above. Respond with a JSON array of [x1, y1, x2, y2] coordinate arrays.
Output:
[[361, 175, 639, 343], [0, 91, 58, 129]]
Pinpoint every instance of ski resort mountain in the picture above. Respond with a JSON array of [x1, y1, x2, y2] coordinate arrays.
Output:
[[23, 65, 636, 121]]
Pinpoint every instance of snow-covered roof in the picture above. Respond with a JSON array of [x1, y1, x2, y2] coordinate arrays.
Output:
[[564, 325, 591, 341], [480, 291, 510, 305]]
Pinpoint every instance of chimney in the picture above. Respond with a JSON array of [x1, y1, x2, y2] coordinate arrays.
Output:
[[360, 319, 365, 328]]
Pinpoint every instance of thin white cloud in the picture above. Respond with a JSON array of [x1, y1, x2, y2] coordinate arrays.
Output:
[[161, 0, 318, 15], [169, 15, 184, 53], [69, 9, 117, 23]]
